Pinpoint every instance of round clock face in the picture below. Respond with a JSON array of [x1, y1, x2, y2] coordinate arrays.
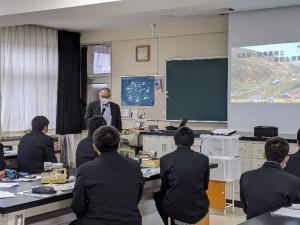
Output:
[[137, 46, 149, 61]]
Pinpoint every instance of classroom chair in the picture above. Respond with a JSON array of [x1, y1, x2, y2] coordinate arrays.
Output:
[[168, 213, 209, 225]]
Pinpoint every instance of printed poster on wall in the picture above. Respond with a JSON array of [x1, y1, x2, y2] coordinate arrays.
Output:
[[121, 76, 155, 106]]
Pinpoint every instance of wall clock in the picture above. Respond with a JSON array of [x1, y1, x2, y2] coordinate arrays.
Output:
[[136, 45, 150, 62]]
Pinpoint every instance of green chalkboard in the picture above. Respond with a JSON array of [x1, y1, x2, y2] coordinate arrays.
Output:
[[166, 58, 228, 121]]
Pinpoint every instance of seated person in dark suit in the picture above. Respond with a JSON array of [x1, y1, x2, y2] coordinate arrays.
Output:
[[71, 126, 145, 225], [154, 127, 210, 225], [240, 137, 300, 220], [17, 116, 57, 174], [0, 143, 5, 179], [76, 115, 107, 167], [284, 128, 300, 177]]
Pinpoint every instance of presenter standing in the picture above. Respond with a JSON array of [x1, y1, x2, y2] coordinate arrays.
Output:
[[85, 88, 122, 132]]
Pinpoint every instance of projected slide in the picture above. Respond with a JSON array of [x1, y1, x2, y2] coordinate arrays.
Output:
[[231, 42, 300, 103]]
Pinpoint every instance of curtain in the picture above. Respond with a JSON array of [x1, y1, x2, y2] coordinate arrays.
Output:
[[80, 46, 88, 130], [60, 134, 76, 167], [56, 31, 81, 135], [0, 25, 58, 134], [60, 132, 87, 167]]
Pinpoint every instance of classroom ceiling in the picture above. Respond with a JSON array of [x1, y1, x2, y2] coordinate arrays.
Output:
[[0, 0, 299, 31]]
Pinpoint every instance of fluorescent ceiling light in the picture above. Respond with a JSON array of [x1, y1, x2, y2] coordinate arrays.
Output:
[[0, 0, 122, 17], [165, 8, 234, 18]]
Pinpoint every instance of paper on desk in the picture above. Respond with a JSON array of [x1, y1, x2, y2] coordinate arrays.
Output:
[[3, 149, 17, 157], [17, 175, 41, 182], [0, 191, 15, 198], [2, 175, 41, 182], [52, 182, 75, 192], [271, 207, 300, 218], [141, 168, 160, 178], [0, 183, 19, 188], [19, 190, 63, 198]]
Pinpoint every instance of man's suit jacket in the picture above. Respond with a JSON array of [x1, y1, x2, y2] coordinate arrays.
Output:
[[76, 136, 98, 167], [240, 161, 300, 219], [0, 143, 5, 171], [84, 100, 122, 132], [158, 145, 210, 224], [72, 151, 145, 225], [284, 149, 300, 178], [17, 130, 57, 174]]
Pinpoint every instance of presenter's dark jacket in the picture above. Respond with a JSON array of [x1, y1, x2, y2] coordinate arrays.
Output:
[[284, 149, 300, 178], [71, 151, 145, 225], [75, 136, 98, 167], [157, 145, 210, 224], [240, 161, 300, 220], [84, 100, 122, 132], [17, 130, 57, 174], [0, 143, 5, 171]]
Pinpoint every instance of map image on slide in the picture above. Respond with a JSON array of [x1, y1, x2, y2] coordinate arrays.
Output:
[[231, 42, 300, 103], [121, 76, 154, 106]]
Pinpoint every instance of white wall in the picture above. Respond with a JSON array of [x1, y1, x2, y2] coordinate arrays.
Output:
[[81, 16, 228, 130]]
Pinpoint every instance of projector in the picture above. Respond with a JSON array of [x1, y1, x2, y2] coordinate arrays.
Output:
[[254, 126, 278, 138]]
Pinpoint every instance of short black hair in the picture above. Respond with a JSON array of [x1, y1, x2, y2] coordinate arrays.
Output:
[[87, 116, 107, 136], [265, 137, 289, 163], [174, 126, 194, 146], [297, 129, 300, 142], [93, 126, 120, 153], [31, 116, 49, 131]]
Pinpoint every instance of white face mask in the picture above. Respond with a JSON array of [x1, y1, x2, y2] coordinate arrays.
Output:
[[100, 98, 110, 104]]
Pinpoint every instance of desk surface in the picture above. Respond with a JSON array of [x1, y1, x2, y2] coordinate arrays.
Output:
[[140, 130, 211, 137], [0, 163, 217, 214], [140, 131, 297, 143], [0, 173, 160, 214], [4, 149, 61, 159], [239, 212, 300, 225], [0, 180, 73, 214]]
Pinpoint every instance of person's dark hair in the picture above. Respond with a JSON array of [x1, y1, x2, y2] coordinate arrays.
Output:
[[297, 128, 300, 142], [174, 126, 194, 146], [31, 116, 49, 131], [93, 126, 120, 153], [265, 137, 289, 163], [87, 116, 107, 136]]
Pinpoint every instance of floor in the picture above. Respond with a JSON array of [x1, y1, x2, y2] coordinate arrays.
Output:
[[144, 207, 247, 225], [31, 207, 246, 225], [140, 197, 247, 225], [210, 208, 246, 225]]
